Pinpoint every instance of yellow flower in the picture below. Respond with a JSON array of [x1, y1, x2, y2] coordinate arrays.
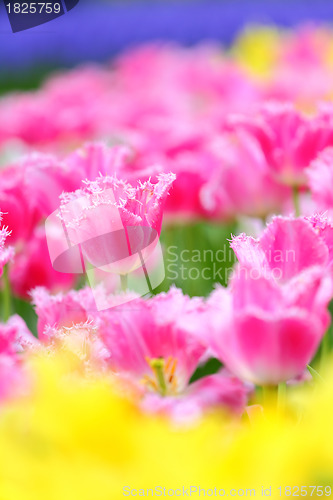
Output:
[[232, 26, 281, 80], [0, 353, 333, 499]]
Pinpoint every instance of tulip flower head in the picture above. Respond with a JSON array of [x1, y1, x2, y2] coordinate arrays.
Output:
[[201, 217, 333, 385]]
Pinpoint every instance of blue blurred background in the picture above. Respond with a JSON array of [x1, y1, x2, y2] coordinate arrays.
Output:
[[1, 0, 333, 91]]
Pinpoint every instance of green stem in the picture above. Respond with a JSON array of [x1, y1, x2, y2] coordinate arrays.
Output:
[[262, 385, 278, 408], [320, 330, 331, 372], [120, 274, 128, 292], [293, 186, 301, 217], [278, 382, 287, 414], [307, 364, 325, 383], [2, 265, 11, 322]]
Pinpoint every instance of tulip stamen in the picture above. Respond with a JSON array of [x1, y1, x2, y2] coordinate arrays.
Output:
[[143, 356, 179, 396]]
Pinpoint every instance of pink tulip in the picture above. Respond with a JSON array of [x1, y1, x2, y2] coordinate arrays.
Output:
[[0, 214, 13, 277], [307, 147, 333, 216], [0, 45, 258, 153], [141, 371, 252, 423], [32, 286, 110, 368], [35, 285, 202, 387], [306, 214, 333, 270], [32, 285, 251, 418], [230, 216, 330, 283], [97, 287, 206, 389], [265, 29, 333, 107], [230, 103, 333, 187], [265, 66, 333, 110], [200, 128, 290, 220], [31, 286, 96, 342], [0, 315, 38, 401], [199, 217, 333, 385], [9, 226, 75, 300], [202, 266, 331, 386], [0, 66, 111, 149], [0, 153, 81, 242], [58, 172, 175, 275], [65, 142, 137, 181], [281, 26, 329, 67], [231, 212, 333, 281], [97, 286, 251, 417], [33, 286, 205, 385]]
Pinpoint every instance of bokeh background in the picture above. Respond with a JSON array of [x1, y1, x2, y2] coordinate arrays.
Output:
[[3, 0, 333, 329], [1, 0, 333, 92]]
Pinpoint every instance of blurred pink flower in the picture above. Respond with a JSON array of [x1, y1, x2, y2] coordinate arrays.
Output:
[[17, 286, 107, 369], [200, 129, 290, 220], [265, 66, 333, 110], [0, 153, 81, 242], [141, 371, 252, 423], [66, 141, 217, 222], [65, 142, 137, 181], [307, 147, 333, 215], [263, 27, 333, 108], [31, 286, 95, 342], [306, 214, 333, 270], [32, 285, 251, 417], [34, 286, 204, 381], [281, 26, 330, 67], [10, 226, 75, 300], [0, 66, 112, 149], [0, 152, 84, 298], [0, 315, 38, 401], [0, 213, 13, 277], [98, 286, 251, 418], [0, 45, 259, 155], [230, 216, 330, 282], [230, 103, 333, 187]]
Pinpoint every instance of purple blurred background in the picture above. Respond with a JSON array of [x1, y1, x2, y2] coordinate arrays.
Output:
[[0, 0, 333, 71]]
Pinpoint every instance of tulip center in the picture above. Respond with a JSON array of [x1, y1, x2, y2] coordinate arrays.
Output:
[[143, 356, 178, 396]]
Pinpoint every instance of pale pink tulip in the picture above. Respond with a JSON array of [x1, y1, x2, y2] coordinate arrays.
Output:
[[306, 214, 333, 270], [0, 153, 81, 242], [98, 286, 251, 417], [263, 27, 333, 108], [66, 142, 135, 180], [0, 315, 38, 401], [141, 371, 252, 423], [230, 103, 333, 187], [202, 266, 331, 386], [307, 147, 333, 216], [58, 172, 175, 275], [199, 217, 333, 385], [9, 227, 75, 300], [31, 286, 96, 342], [0, 66, 111, 149], [0, 213, 13, 277], [230, 216, 330, 283], [33, 285, 204, 382], [98, 287, 206, 389], [32, 285, 251, 417], [200, 129, 290, 220]]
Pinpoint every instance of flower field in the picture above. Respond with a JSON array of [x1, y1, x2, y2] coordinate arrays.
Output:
[[1, 23, 333, 498]]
